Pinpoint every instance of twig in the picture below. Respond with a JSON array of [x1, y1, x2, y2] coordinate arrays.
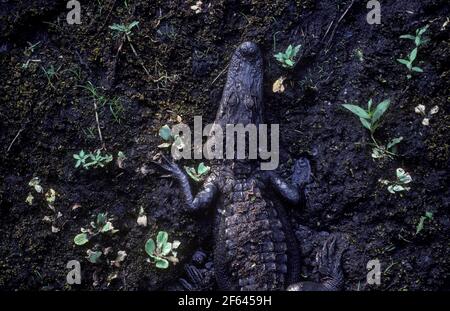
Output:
[[92, 100, 105, 150], [211, 65, 229, 85], [7, 128, 23, 153], [326, 0, 355, 48]]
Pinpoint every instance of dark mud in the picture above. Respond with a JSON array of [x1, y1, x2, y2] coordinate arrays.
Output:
[[0, 0, 449, 290]]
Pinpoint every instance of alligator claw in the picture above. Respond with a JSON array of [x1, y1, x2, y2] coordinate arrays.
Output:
[[179, 264, 208, 291]]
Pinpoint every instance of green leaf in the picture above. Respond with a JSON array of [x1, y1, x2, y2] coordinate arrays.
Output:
[[284, 59, 294, 67], [155, 258, 169, 269], [342, 104, 370, 119], [415, 36, 421, 46], [286, 45, 293, 56], [101, 222, 113, 233], [425, 211, 433, 219], [185, 166, 201, 182], [156, 231, 168, 249], [412, 67, 423, 73], [197, 162, 210, 175], [96, 213, 107, 227], [416, 216, 425, 234], [399, 34, 415, 40], [409, 48, 418, 62], [397, 59, 410, 66], [359, 118, 372, 131], [371, 99, 390, 124], [158, 142, 172, 148], [367, 98, 373, 112], [145, 238, 156, 256], [161, 242, 172, 256], [293, 45, 301, 55], [74, 233, 89, 246], [387, 137, 403, 150], [159, 125, 172, 141], [86, 250, 102, 263], [418, 25, 428, 36]]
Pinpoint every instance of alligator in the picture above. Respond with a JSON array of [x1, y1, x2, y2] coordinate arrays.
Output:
[[155, 42, 344, 291]]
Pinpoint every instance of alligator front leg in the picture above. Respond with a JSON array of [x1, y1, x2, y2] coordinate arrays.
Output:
[[267, 157, 311, 206], [153, 155, 218, 211]]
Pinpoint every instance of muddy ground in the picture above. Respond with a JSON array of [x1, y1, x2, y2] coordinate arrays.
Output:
[[0, 0, 449, 291]]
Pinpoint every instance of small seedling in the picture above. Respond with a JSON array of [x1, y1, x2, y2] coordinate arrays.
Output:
[[397, 25, 429, 79], [274, 44, 301, 68], [41, 65, 61, 89], [342, 98, 390, 134], [416, 211, 433, 235], [86, 250, 102, 264], [74, 212, 119, 246], [379, 168, 412, 194], [73, 150, 113, 170], [414, 104, 439, 126], [184, 162, 210, 182], [145, 231, 181, 269], [158, 124, 184, 150]]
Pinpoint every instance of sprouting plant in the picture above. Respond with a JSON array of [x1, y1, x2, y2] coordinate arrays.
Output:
[[274, 44, 301, 68], [73, 150, 113, 170], [86, 250, 102, 264], [416, 211, 433, 235], [379, 168, 412, 194], [342, 99, 390, 134], [80, 81, 124, 123], [397, 25, 429, 79], [41, 65, 61, 89], [342, 98, 399, 158], [74, 212, 119, 246], [109, 21, 140, 38], [109, 21, 150, 76], [145, 231, 181, 269], [414, 104, 439, 126], [184, 162, 210, 182], [116, 151, 126, 169], [400, 25, 429, 47], [158, 124, 184, 150]]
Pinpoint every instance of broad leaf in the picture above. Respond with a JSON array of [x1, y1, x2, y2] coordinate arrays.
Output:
[[409, 48, 418, 62], [155, 258, 169, 269], [399, 34, 415, 40], [359, 118, 372, 131], [197, 162, 210, 175], [412, 67, 423, 73], [371, 99, 390, 124], [387, 137, 403, 150], [342, 104, 370, 119], [156, 231, 168, 249], [397, 59, 410, 66], [74, 233, 89, 246], [145, 238, 156, 256], [161, 242, 172, 256], [159, 125, 172, 141]]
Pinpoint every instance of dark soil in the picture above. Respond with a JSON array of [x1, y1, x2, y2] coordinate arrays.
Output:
[[0, 0, 449, 291]]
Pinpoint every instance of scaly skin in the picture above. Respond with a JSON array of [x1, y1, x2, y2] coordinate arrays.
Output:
[[156, 42, 344, 291]]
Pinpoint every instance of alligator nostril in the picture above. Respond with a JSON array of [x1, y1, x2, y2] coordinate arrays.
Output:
[[238, 42, 258, 57]]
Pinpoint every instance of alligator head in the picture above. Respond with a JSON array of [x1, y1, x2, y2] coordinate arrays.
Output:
[[213, 41, 264, 127]]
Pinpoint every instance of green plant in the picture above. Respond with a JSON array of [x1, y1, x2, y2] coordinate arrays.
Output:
[[416, 211, 433, 235], [397, 25, 429, 79], [80, 81, 124, 123], [109, 21, 150, 76], [109, 21, 140, 38], [274, 44, 301, 68], [379, 168, 412, 194], [86, 250, 102, 263], [184, 162, 210, 182], [74, 212, 119, 246], [158, 124, 184, 150], [73, 150, 113, 170], [145, 231, 180, 269], [41, 65, 61, 89]]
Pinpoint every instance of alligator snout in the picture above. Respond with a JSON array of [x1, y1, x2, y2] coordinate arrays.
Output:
[[237, 41, 260, 58]]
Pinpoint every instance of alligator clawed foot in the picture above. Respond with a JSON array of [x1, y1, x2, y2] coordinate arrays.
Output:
[[287, 234, 345, 291], [151, 153, 184, 177]]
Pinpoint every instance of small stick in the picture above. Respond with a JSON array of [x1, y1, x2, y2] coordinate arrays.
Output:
[[7, 128, 23, 153], [326, 0, 355, 47], [92, 100, 105, 150], [211, 65, 229, 85]]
